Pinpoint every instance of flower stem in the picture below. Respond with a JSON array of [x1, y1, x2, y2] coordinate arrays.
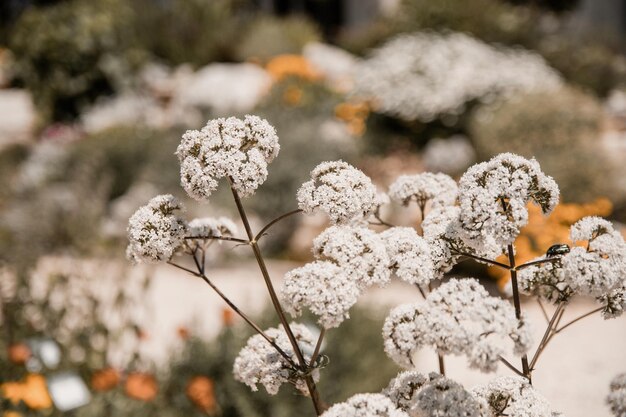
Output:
[[228, 178, 325, 415], [438, 354, 446, 375], [255, 209, 303, 241]]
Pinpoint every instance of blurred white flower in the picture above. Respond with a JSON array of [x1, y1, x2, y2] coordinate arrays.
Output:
[[126, 194, 188, 263], [297, 160, 377, 224], [233, 323, 318, 395], [388, 172, 458, 211], [423, 136, 476, 176], [607, 373, 626, 417], [383, 278, 531, 371], [322, 393, 410, 417], [176, 115, 279, 200], [472, 376, 562, 417], [354, 32, 561, 122], [380, 227, 434, 286], [282, 261, 360, 329]]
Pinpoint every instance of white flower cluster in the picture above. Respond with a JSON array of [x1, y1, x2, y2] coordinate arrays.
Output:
[[472, 377, 563, 417], [176, 115, 279, 200], [126, 195, 188, 264], [383, 278, 531, 371], [354, 32, 561, 122], [232, 323, 318, 395], [388, 173, 458, 211], [519, 216, 626, 317], [188, 216, 238, 240], [607, 373, 626, 417], [322, 393, 410, 417], [380, 227, 434, 286], [458, 153, 559, 249], [297, 160, 377, 224], [313, 225, 391, 289], [282, 261, 360, 329], [384, 371, 487, 417], [422, 206, 502, 278]]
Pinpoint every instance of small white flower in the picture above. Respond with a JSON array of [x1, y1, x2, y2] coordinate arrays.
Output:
[[472, 376, 562, 417], [380, 227, 434, 286], [322, 393, 410, 417], [388, 173, 458, 211], [383, 279, 531, 371], [282, 261, 361, 329], [126, 195, 188, 264], [607, 373, 626, 417], [176, 115, 279, 200], [458, 153, 559, 249], [233, 323, 318, 395], [384, 371, 488, 417], [188, 216, 238, 239], [313, 225, 391, 289], [297, 160, 377, 224]]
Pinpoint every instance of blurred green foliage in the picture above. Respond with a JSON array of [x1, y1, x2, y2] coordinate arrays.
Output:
[[469, 87, 616, 203], [234, 15, 322, 62]]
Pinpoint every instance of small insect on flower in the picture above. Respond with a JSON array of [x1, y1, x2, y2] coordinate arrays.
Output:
[[546, 244, 570, 257]]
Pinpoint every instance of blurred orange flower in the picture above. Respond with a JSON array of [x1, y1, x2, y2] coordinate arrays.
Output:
[[335, 101, 370, 136], [221, 308, 235, 327], [177, 326, 191, 340], [125, 373, 158, 401], [3, 412, 21, 417], [7, 343, 31, 365], [265, 55, 320, 82], [186, 376, 216, 414], [1, 374, 52, 410], [91, 368, 120, 392]]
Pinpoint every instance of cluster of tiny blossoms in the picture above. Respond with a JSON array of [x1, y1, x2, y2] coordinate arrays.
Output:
[[607, 373, 626, 417], [354, 32, 561, 122], [176, 115, 279, 200], [383, 278, 531, 371], [321, 393, 410, 417], [388, 173, 458, 211], [232, 323, 318, 395], [519, 216, 626, 317]]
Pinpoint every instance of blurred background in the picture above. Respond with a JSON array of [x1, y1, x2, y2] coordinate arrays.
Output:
[[1, 0, 626, 416]]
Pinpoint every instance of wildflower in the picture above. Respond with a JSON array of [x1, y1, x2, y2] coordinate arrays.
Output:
[[188, 216, 238, 239], [186, 376, 217, 413], [222, 307, 235, 326], [297, 160, 377, 224], [458, 153, 559, 249], [7, 343, 31, 365], [388, 173, 458, 211], [321, 393, 410, 417], [233, 323, 318, 395], [380, 227, 434, 286], [383, 279, 531, 371], [607, 373, 626, 417], [91, 368, 120, 392], [282, 261, 360, 329], [126, 195, 188, 264], [176, 115, 279, 200], [1, 374, 53, 410], [472, 376, 562, 417], [313, 225, 391, 289], [125, 373, 158, 401]]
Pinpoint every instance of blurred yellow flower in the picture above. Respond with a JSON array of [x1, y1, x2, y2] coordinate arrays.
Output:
[[265, 55, 320, 82], [1, 374, 53, 410], [335, 101, 370, 136]]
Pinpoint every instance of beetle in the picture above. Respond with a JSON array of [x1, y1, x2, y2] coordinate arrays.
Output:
[[546, 244, 570, 257]]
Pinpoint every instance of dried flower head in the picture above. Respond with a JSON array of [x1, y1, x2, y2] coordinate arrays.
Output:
[[472, 376, 562, 417], [126, 195, 188, 264], [297, 160, 377, 224], [176, 115, 279, 200], [380, 227, 434, 286], [233, 323, 318, 395], [383, 279, 531, 371], [607, 373, 626, 417], [313, 225, 391, 289], [322, 393, 410, 417], [388, 173, 458, 211], [282, 261, 360, 328], [384, 371, 487, 417], [458, 153, 559, 249]]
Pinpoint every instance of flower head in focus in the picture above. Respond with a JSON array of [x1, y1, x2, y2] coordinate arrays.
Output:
[[380, 227, 434, 286], [388, 173, 458, 212], [321, 393, 410, 417], [297, 160, 377, 224], [126, 194, 188, 264], [176, 115, 279, 200], [233, 323, 318, 395]]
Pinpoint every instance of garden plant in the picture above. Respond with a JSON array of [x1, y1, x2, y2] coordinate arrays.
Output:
[[126, 115, 626, 416]]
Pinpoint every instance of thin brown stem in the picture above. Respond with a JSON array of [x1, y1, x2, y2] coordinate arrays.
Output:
[[438, 354, 446, 375], [452, 250, 511, 270], [536, 299, 550, 324], [499, 355, 526, 378], [310, 328, 326, 367], [372, 212, 395, 228], [228, 178, 324, 415], [555, 307, 603, 334], [415, 284, 427, 299], [517, 257, 561, 271], [185, 235, 249, 244], [255, 209, 303, 241], [529, 303, 564, 369], [530, 305, 567, 370], [166, 261, 296, 367]]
